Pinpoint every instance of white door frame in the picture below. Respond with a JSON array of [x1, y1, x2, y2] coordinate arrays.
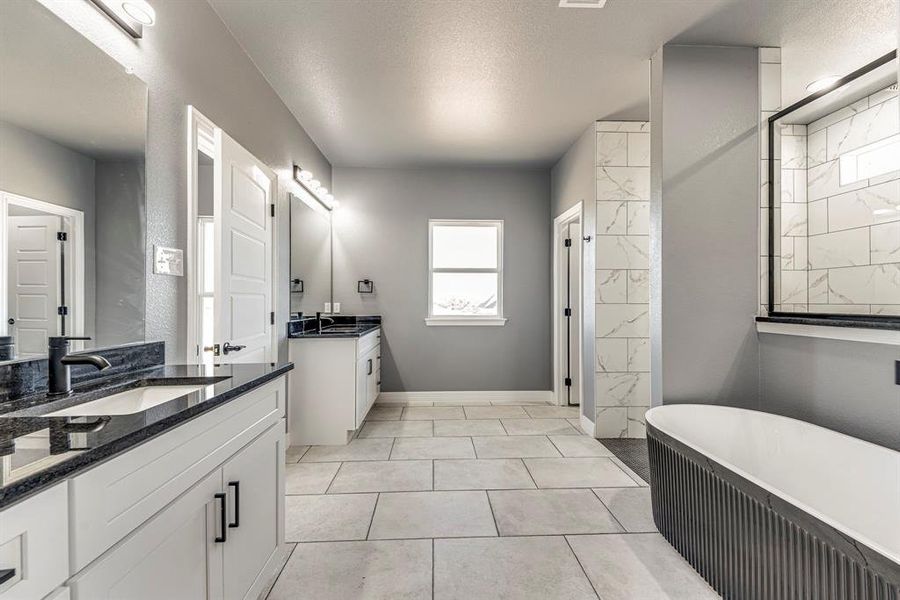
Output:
[[185, 106, 278, 364], [0, 190, 85, 341], [552, 202, 583, 407]]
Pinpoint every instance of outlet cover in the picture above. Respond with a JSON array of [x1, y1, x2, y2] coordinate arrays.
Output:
[[333, 302, 341, 313], [324, 302, 332, 313]]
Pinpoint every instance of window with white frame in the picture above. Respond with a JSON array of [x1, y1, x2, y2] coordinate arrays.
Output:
[[426, 219, 506, 326]]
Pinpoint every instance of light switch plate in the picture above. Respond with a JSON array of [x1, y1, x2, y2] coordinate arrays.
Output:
[[333, 302, 341, 313], [153, 246, 183, 276]]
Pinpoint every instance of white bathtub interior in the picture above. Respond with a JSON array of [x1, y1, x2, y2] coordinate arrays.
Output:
[[646, 404, 900, 565]]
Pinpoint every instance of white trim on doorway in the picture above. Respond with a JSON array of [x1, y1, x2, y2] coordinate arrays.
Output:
[[376, 390, 554, 406], [552, 202, 583, 408], [0, 190, 85, 342]]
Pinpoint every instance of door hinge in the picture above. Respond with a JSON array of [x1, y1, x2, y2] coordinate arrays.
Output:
[[57, 306, 68, 316], [57, 231, 68, 241], [564, 238, 572, 247], [270, 204, 275, 217], [270, 311, 275, 325], [564, 307, 572, 317], [564, 377, 572, 387]]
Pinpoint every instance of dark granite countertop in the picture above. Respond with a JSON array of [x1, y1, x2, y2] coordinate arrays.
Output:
[[288, 322, 380, 339], [0, 361, 293, 509]]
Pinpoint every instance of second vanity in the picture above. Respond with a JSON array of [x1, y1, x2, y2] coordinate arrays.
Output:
[[0, 342, 292, 600], [288, 316, 381, 445]]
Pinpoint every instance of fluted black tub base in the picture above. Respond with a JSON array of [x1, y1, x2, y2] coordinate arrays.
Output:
[[647, 424, 900, 600]]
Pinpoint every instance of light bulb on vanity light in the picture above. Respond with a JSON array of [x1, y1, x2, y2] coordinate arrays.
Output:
[[317, 187, 328, 196], [299, 170, 313, 182], [121, 0, 156, 26], [806, 75, 840, 93], [309, 180, 321, 191]]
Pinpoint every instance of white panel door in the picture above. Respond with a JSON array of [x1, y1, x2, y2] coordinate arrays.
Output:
[[567, 222, 582, 407], [213, 130, 274, 363], [7, 215, 60, 356]]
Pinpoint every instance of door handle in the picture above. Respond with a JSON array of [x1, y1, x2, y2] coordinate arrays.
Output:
[[6, 318, 13, 326], [228, 481, 240, 528], [222, 342, 246, 355], [214, 492, 227, 543], [203, 344, 220, 356], [367, 358, 372, 375]]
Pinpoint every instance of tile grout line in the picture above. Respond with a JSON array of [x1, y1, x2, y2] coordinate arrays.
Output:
[[590, 487, 628, 533], [322, 461, 344, 495], [263, 542, 298, 600], [564, 535, 603, 600], [364, 492, 380, 541], [483, 489, 501, 537], [520, 457, 540, 489]]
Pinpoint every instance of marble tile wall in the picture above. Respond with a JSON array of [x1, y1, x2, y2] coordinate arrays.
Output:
[[594, 121, 650, 439], [805, 86, 899, 314], [774, 83, 900, 314]]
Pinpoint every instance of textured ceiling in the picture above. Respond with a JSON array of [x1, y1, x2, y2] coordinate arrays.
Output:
[[0, 0, 147, 160], [209, 0, 896, 167]]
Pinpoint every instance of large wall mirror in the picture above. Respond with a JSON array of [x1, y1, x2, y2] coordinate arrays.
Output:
[[0, 0, 148, 360], [290, 191, 332, 317]]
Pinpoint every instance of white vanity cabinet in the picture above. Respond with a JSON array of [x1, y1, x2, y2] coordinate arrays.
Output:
[[289, 328, 381, 445], [0, 374, 288, 600], [68, 423, 283, 600]]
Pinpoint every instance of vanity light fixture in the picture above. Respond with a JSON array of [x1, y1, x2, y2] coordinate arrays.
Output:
[[89, 0, 155, 38], [293, 165, 335, 211], [805, 75, 840, 93]]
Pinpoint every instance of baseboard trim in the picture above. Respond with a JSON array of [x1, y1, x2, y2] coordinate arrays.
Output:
[[579, 413, 595, 436], [376, 390, 553, 406]]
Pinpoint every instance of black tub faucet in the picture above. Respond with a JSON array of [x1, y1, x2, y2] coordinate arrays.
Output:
[[47, 337, 111, 397]]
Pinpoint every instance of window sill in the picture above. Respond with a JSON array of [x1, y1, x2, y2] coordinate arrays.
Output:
[[425, 317, 508, 327], [755, 316, 900, 345]]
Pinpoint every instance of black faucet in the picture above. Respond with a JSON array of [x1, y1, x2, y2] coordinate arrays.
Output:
[[315, 312, 334, 334], [47, 337, 111, 397]]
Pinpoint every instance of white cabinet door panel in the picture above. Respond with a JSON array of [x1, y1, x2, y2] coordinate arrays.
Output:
[[68, 470, 224, 600], [221, 424, 281, 600]]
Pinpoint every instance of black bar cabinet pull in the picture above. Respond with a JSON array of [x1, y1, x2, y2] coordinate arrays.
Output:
[[228, 481, 240, 528], [367, 358, 372, 375], [214, 492, 227, 542]]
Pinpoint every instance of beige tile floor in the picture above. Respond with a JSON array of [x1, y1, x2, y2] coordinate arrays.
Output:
[[266, 403, 719, 599]]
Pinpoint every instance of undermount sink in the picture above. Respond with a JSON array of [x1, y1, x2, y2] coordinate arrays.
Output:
[[45, 385, 206, 417], [320, 326, 361, 333]]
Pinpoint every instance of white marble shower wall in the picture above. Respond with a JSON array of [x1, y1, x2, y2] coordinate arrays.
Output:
[[804, 86, 900, 314], [759, 48, 782, 315], [594, 120, 650, 438]]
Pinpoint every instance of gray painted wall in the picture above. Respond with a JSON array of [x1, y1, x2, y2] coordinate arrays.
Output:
[[550, 124, 597, 421], [0, 120, 97, 339], [94, 160, 146, 347], [759, 335, 900, 450], [332, 167, 551, 392], [40, 0, 332, 362], [652, 45, 761, 408]]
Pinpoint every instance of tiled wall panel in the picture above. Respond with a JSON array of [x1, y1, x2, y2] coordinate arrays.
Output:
[[594, 121, 650, 438]]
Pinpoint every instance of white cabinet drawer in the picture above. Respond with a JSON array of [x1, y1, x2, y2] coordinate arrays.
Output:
[[0, 483, 68, 600], [357, 328, 380, 357], [68, 378, 285, 573]]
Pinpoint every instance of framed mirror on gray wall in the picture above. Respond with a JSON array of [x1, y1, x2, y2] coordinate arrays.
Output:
[[290, 192, 332, 317], [0, 0, 148, 361]]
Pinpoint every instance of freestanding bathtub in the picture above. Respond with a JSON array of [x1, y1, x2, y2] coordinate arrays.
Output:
[[646, 404, 900, 600]]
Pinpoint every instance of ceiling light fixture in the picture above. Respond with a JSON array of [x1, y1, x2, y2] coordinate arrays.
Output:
[[293, 165, 335, 211], [89, 0, 155, 38], [806, 76, 840, 93], [121, 0, 156, 26]]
